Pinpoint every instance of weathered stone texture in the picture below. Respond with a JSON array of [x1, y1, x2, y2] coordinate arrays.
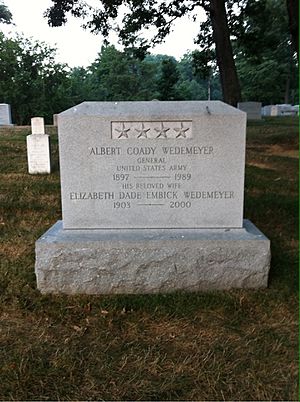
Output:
[[35, 220, 270, 294]]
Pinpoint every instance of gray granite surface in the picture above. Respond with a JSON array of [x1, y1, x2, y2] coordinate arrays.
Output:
[[237, 102, 262, 120], [35, 220, 270, 294], [0, 103, 12, 125], [58, 101, 247, 229]]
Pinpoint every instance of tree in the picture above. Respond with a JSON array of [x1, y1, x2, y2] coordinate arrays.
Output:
[[45, 0, 242, 105], [68, 66, 92, 104], [87, 45, 159, 101], [176, 53, 209, 100], [157, 57, 180, 100], [0, 33, 71, 124], [0, 1, 12, 24], [205, 0, 241, 105], [234, 0, 298, 104]]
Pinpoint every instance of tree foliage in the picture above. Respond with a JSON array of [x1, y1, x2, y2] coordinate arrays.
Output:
[[0, 1, 12, 25], [157, 57, 180, 100], [46, 0, 296, 105], [87, 45, 160, 100], [234, 0, 298, 104], [1, 0, 297, 126], [0, 33, 218, 124], [0, 33, 71, 124], [45, 0, 242, 105]]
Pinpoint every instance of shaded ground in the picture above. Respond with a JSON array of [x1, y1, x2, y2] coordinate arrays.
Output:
[[0, 116, 298, 400]]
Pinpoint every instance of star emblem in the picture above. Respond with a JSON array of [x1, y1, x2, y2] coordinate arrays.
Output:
[[135, 122, 150, 138], [174, 122, 190, 138], [154, 122, 170, 139], [115, 122, 130, 138]]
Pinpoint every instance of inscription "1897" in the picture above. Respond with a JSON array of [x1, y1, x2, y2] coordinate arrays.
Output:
[[111, 121, 192, 139]]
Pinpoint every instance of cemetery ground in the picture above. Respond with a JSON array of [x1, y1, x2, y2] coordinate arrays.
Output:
[[0, 117, 298, 401]]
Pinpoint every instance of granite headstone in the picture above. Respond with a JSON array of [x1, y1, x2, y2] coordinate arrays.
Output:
[[237, 102, 262, 120], [59, 101, 245, 229], [0, 103, 12, 125], [35, 101, 270, 294]]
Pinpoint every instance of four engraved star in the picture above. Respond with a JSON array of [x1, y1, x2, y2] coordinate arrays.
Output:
[[135, 122, 150, 138], [174, 122, 190, 138], [115, 122, 130, 138], [154, 122, 170, 138], [113, 121, 190, 139]]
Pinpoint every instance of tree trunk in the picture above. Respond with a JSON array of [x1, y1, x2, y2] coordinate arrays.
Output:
[[286, 0, 299, 61], [209, 0, 242, 106]]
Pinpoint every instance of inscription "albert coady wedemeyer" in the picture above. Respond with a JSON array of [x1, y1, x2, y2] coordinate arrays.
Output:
[[89, 145, 214, 156]]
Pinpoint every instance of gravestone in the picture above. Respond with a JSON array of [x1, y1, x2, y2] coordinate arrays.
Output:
[[26, 117, 51, 174], [276, 104, 297, 116], [270, 105, 279, 116], [31, 117, 45, 134], [237, 102, 262, 120], [262, 104, 298, 117], [35, 101, 270, 294], [53, 114, 58, 126], [262, 105, 273, 116], [0, 103, 12, 125]]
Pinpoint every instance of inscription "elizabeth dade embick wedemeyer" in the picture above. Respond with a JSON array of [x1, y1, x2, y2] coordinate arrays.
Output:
[[111, 121, 193, 139]]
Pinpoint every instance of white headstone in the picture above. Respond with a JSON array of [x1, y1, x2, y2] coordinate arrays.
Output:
[[0, 103, 12, 125], [266, 104, 297, 117], [270, 105, 279, 116], [31, 117, 45, 134], [27, 117, 51, 174], [262, 105, 272, 116], [276, 104, 296, 116]]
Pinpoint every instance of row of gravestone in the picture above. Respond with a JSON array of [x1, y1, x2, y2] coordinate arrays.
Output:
[[238, 102, 299, 119], [1, 102, 298, 128], [262, 104, 299, 117], [0, 103, 58, 126]]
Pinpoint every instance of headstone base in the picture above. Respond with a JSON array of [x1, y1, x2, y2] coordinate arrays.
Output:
[[35, 220, 270, 294]]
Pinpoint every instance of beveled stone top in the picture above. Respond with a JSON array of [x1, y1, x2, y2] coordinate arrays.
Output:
[[59, 101, 245, 119]]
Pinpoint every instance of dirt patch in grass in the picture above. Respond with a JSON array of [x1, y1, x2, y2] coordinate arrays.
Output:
[[266, 144, 299, 158], [247, 161, 277, 170]]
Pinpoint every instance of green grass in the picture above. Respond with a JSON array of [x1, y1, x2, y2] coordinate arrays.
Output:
[[0, 117, 298, 400]]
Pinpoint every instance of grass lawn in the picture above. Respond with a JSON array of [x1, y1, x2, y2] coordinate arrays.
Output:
[[0, 117, 298, 400]]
